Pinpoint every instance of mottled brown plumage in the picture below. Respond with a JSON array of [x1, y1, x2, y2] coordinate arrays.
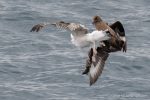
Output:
[[93, 16, 115, 35], [92, 16, 118, 46], [30, 24, 45, 32]]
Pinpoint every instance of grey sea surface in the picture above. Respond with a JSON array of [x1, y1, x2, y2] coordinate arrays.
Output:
[[0, 0, 150, 100]]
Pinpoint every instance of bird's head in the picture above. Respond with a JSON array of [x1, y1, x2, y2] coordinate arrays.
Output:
[[92, 16, 102, 25]]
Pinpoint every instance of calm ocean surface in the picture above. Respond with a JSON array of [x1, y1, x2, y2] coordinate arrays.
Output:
[[0, 0, 150, 100]]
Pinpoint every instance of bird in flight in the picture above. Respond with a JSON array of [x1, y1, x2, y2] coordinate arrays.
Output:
[[30, 16, 127, 86], [82, 16, 127, 85]]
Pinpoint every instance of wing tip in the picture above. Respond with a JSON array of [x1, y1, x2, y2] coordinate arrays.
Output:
[[89, 75, 99, 86], [89, 74, 96, 86], [30, 24, 44, 32], [123, 41, 127, 52]]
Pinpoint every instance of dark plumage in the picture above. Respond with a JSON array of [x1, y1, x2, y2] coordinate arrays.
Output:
[[82, 16, 127, 86]]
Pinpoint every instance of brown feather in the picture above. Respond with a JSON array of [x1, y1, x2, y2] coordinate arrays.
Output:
[[30, 24, 45, 32], [89, 47, 109, 86], [92, 16, 118, 46], [109, 21, 127, 52]]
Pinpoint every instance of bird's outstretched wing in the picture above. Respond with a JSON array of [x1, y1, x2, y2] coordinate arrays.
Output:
[[30, 21, 88, 36], [109, 21, 127, 52], [30, 22, 50, 32], [89, 47, 109, 86], [51, 21, 88, 36]]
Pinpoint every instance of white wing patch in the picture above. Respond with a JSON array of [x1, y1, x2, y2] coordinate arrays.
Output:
[[120, 36, 126, 42], [89, 59, 102, 79]]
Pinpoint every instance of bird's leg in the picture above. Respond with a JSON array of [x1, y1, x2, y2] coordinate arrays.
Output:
[[92, 41, 97, 62], [93, 41, 97, 54]]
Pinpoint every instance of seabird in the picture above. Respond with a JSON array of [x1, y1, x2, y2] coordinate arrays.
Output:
[[82, 16, 127, 86]]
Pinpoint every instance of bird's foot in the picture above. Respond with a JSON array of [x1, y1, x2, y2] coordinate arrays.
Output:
[[93, 48, 97, 54], [92, 48, 97, 62]]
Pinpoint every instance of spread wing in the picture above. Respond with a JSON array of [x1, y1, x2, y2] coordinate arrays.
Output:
[[89, 47, 109, 86], [109, 21, 127, 52], [30, 21, 88, 36], [51, 21, 88, 36], [30, 22, 50, 32]]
